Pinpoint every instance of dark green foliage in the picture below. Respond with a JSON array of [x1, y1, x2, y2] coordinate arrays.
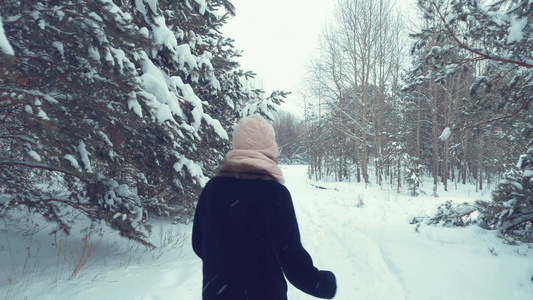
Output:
[[0, 0, 281, 246], [478, 145, 533, 242]]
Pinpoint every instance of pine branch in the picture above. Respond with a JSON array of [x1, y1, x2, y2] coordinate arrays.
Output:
[[466, 98, 533, 129], [431, 1, 533, 69], [0, 161, 87, 180], [500, 210, 533, 232]]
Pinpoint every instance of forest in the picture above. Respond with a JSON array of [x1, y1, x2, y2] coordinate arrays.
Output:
[[1, 0, 532, 246], [275, 0, 533, 242]]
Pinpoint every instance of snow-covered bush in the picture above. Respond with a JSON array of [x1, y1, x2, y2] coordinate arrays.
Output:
[[477, 146, 533, 243], [412, 200, 479, 229]]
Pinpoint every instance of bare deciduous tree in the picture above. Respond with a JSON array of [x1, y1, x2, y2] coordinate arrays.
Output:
[[304, 0, 403, 185]]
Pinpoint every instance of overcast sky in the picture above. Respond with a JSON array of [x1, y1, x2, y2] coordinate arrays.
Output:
[[222, 0, 337, 116]]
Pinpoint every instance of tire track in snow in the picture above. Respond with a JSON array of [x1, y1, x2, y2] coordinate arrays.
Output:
[[283, 166, 408, 299]]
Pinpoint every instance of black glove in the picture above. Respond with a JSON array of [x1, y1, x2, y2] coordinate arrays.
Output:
[[316, 270, 337, 299]]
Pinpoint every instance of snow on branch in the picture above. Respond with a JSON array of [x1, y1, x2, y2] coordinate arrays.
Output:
[[429, 0, 533, 69], [439, 127, 452, 141], [0, 15, 15, 55]]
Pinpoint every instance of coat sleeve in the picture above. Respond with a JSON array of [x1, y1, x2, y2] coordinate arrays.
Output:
[[271, 186, 337, 299], [191, 187, 204, 259]]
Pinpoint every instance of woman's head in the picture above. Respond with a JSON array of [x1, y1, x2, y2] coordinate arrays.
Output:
[[232, 115, 278, 159]]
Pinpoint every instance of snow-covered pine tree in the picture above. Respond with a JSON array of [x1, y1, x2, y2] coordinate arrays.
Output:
[[477, 125, 533, 242], [0, 0, 284, 246], [405, 158, 423, 197], [412, 0, 532, 125], [412, 0, 533, 241]]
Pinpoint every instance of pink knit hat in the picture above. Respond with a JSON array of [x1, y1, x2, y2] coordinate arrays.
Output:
[[232, 115, 278, 159]]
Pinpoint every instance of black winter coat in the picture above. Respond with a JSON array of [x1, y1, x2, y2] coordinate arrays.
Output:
[[192, 176, 337, 300]]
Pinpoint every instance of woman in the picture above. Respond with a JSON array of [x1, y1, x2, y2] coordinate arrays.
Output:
[[192, 115, 337, 300]]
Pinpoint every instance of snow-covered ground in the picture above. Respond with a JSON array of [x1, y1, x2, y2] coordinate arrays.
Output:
[[1, 165, 532, 299]]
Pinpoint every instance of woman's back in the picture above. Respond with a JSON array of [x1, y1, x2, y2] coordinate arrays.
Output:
[[192, 115, 336, 300]]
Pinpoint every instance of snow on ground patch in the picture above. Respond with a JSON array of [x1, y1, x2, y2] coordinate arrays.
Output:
[[282, 165, 533, 300], [1, 165, 532, 300]]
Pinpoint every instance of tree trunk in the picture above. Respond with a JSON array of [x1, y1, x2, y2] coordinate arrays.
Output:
[[478, 135, 484, 191], [431, 86, 440, 196], [462, 129, 469, 185], [397, 158, 401, 193]]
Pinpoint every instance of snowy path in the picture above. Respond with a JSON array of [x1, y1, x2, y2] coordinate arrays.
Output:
[[284, 166, 407, 299], [4, 165, 533, 300]]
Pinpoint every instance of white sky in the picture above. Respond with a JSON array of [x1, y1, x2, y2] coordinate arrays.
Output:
[[222, 0, 337, 116]]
